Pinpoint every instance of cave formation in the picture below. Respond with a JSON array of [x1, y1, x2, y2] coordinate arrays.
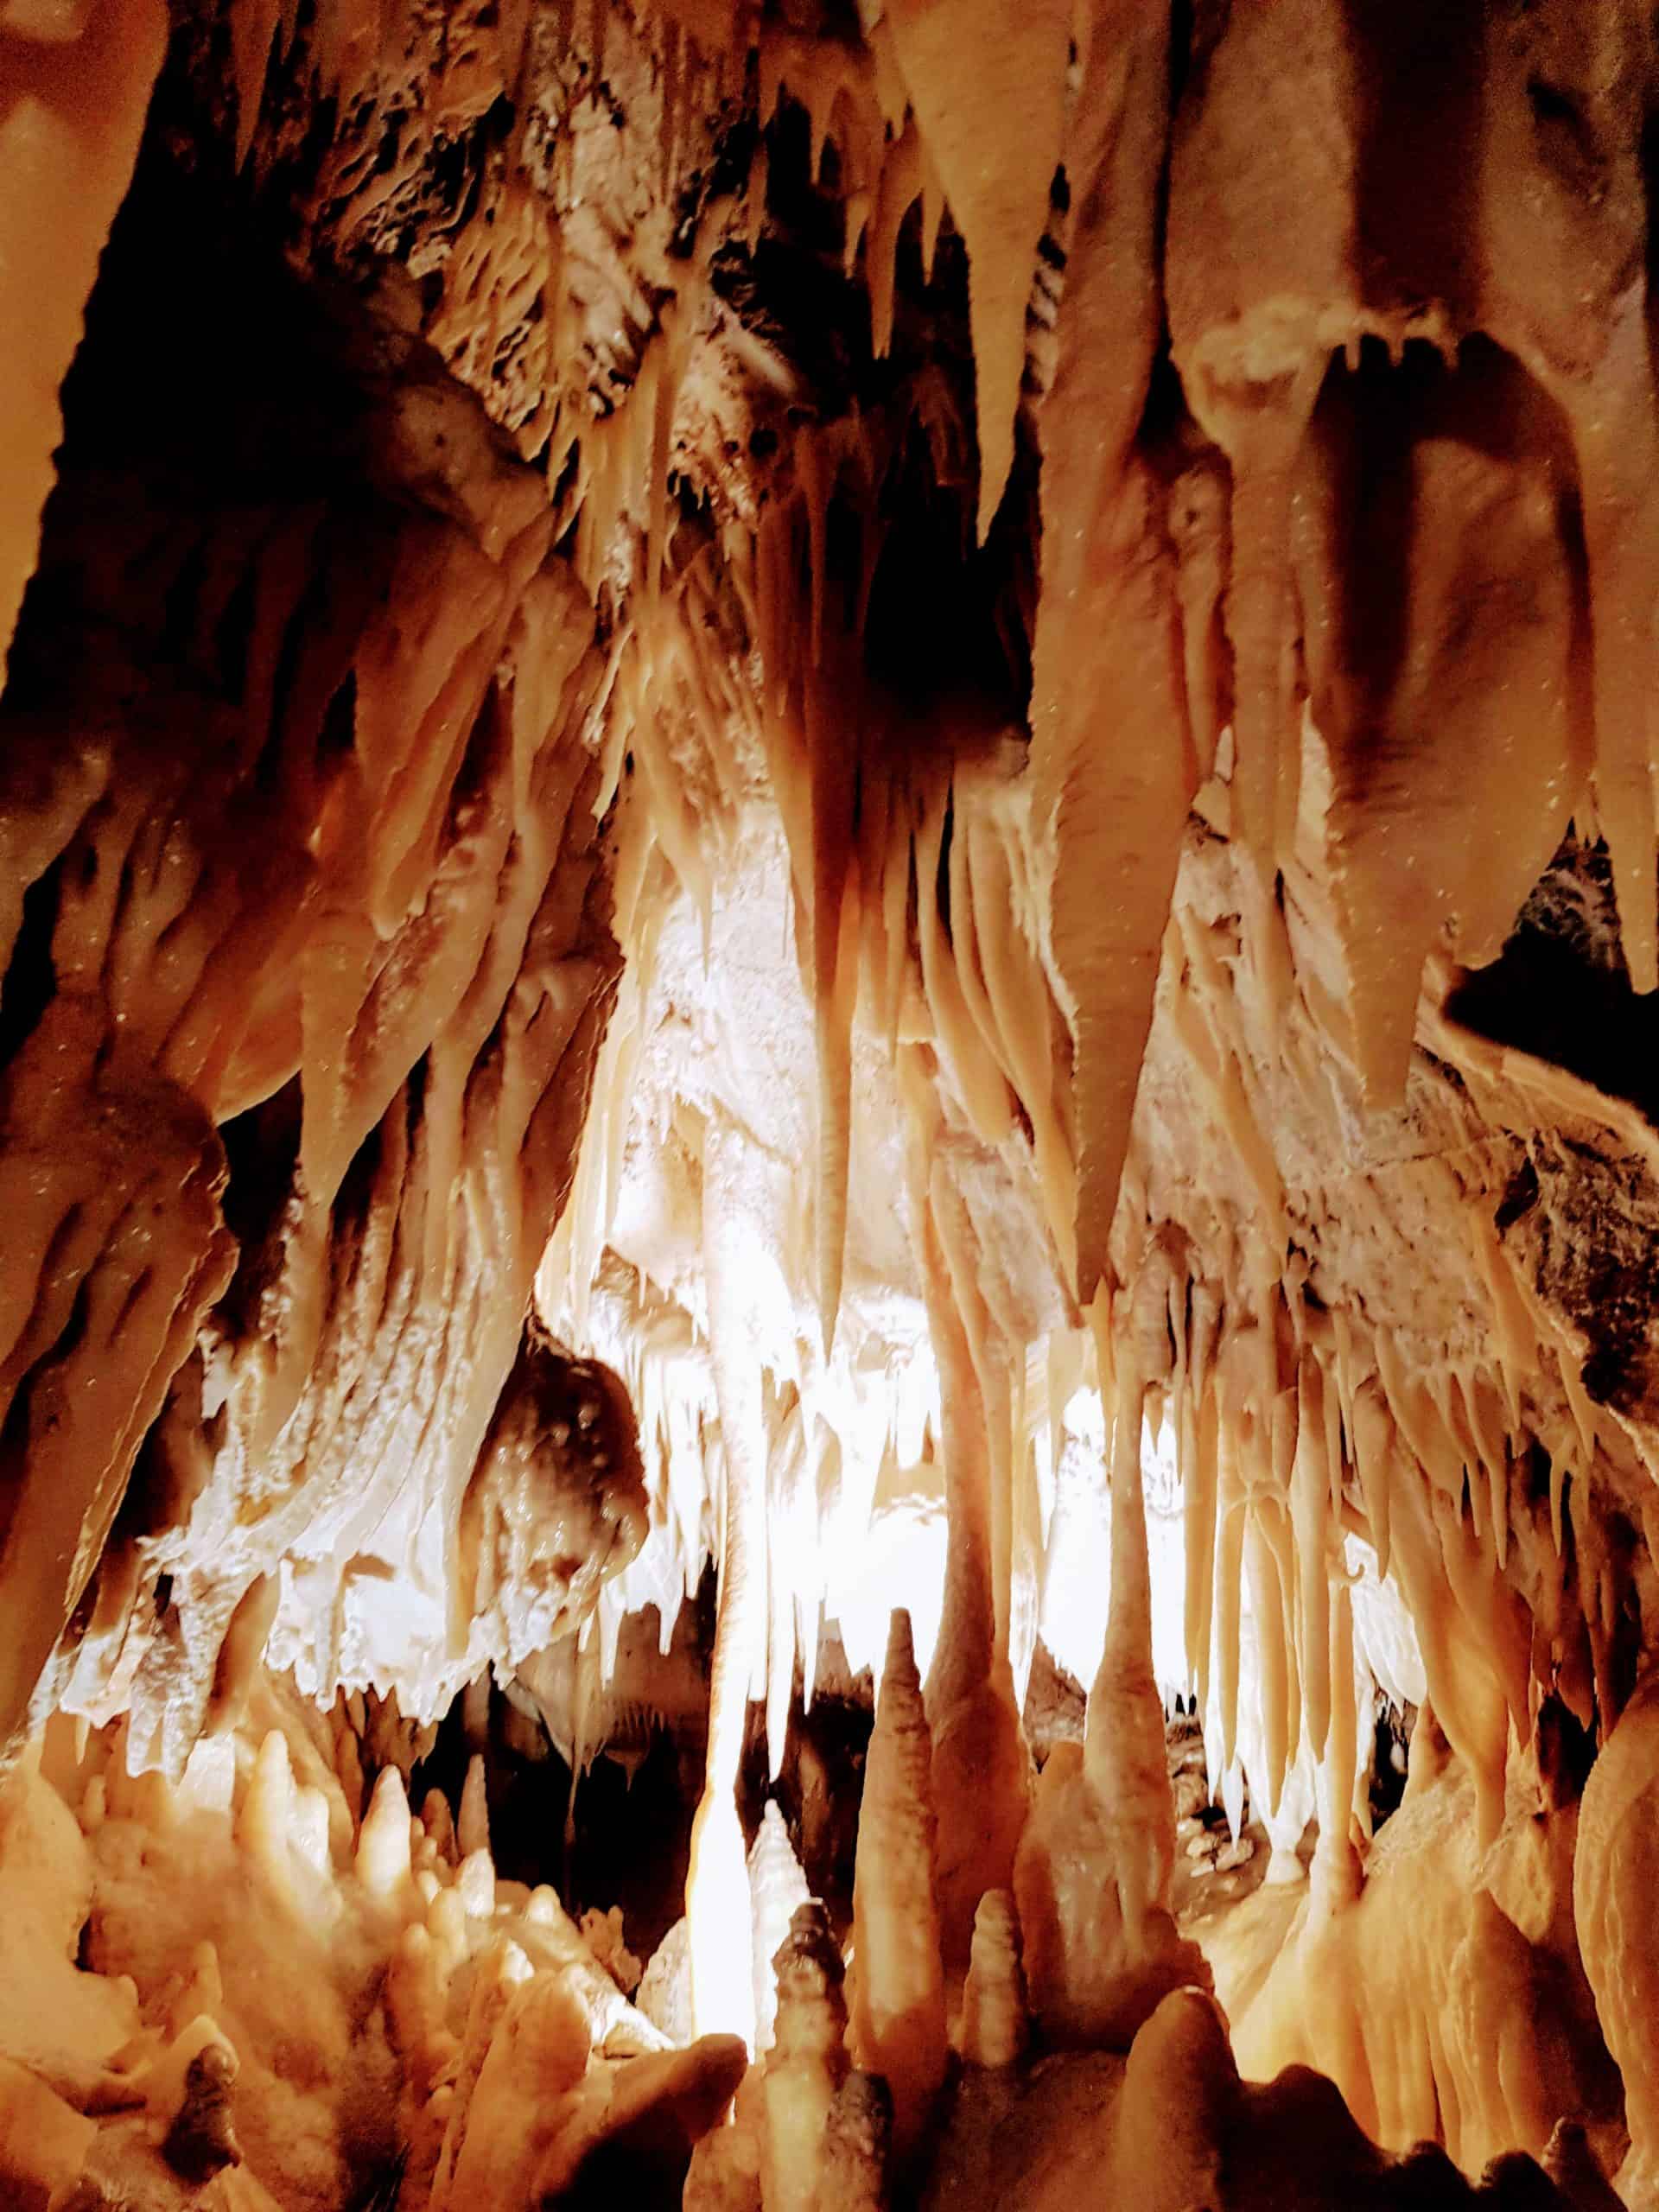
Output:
[[6, 0, 1659, 2205]]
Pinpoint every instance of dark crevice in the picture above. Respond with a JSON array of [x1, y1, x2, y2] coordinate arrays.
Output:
[[0, 867, 62, 1070], [1494, 1158, 1540, 1233], [318, 669, 359, 763], [1370, 1698, 1414, 1829], [1448, 836, 1659, 1128], [213, 555, 262, 704], [215, 1077, 305, 1341]]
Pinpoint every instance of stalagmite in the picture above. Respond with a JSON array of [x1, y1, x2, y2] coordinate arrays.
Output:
[[750, 1799, 812, 2056], [356, 1763, 414, 1902], [385, 1925, 453, 2110], [959, 1890, 1028, 2071], [908, 1132, 1032, 1974], [235, 1731, 297, 1902], [849, 1611, 946, 2171], [429, 1939, 537, 2212], [456, 1754, 490, 1864], [444, 1972, 591, 2206], [421, 1789, 455, 1865], [1088, 1278, 1177, 1947], [1574, 1670, 1659, 2207], [761, 1903, 849, 2212]]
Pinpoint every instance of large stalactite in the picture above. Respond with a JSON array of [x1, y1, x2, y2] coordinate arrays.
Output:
[[7, 0, 1659, 2206]]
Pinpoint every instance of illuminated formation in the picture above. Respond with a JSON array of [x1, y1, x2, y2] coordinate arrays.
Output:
[[3, 0, 1659, 2204]]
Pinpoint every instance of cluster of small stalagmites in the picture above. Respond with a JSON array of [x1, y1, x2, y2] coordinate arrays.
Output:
[[322, 1687, 439, 1825], [715, 1876, 1612, 2212], [685, 1602, 1161, 2206], [685, 1901, 892, 2212], [1209, 1691, 1633, 2184], [0, 1689, 753, 2209], [690, 1597, 1659, 2212]]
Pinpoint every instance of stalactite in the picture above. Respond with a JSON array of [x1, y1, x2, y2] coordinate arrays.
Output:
[[883, 0, 1068, 537], [1027, 0, 1183, 1303]]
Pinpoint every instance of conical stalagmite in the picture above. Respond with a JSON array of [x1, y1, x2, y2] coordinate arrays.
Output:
[[457, 1754, 490, 1863], [236, 1731, 298, 1904], [849, 1611, 947, 2171], [909, 1141, 1033, 1975], [750, 1798, 812, 2055], [356, 1762, 413, 1902], [1087, 1280, 1179, 1947], [959, 1890, 1028, 2070], [762, 1902, 850, 2212]]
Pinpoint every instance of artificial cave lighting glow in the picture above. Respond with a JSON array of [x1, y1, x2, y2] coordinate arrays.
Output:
[[6, 0, 1659, 2205]]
